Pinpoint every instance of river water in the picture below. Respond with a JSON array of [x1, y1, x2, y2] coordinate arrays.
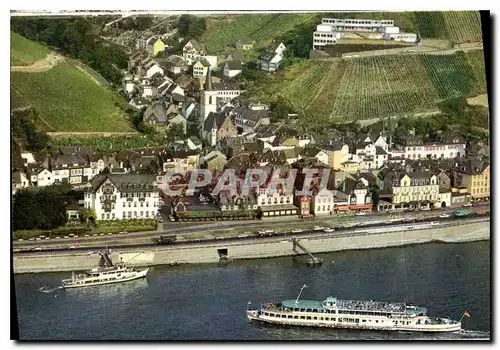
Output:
[[14, 241, 490, 340]]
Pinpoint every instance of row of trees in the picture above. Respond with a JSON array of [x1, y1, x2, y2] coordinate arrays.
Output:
[[13, 190, 68, 231], [11, 18, 128, 85]]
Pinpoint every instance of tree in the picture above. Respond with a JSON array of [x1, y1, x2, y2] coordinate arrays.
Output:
[[12, 189, 68, 230], [166, 123, 185, 142]]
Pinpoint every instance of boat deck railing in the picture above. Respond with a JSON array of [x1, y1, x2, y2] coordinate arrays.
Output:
[[336, 299, 406, 313]]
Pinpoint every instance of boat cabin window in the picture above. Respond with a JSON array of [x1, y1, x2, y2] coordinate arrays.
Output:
[[281, 315, 286, 318], [332, 318, 336, 321], [338, 318, 343, 322], [306, 316, 311, 320], [287, 315, 292, 319], [312, 309, 318, 313], [306, 309, 312, 312], [300, 308, 305, 312], [313, 317, 317, 320], [294, 316, 298, 319], [300, 316, 305, 320]]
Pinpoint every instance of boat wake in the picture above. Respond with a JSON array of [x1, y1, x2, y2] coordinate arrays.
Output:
[[457, 329, 490, 339], [39, 285, 63, 293]]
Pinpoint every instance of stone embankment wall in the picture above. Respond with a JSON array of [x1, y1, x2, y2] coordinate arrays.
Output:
[[13, 221, 490, 274]]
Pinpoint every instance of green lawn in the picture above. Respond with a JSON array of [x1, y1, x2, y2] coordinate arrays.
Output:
[[11, 62, 133, 132], [10, 31, 51, 66]]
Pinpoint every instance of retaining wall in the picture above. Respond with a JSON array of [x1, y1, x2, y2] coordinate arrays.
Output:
[[13, 221, 490, 274]]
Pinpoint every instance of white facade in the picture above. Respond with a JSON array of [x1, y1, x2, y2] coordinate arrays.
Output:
[[21, 152, 36, 166], [392, 174, 440, 206], [257, 188, 294, 207], [312, 189, 335, 215], [438, 191, 452, 208], [313, 27, 341, 49], [146, 64, 164, 78], [200, 89, 218, 122], [35, 169, 55, 187], [403, 142, 466, 160], [321, 18, 394, 32], [193, 61, 209, 78], [223, 62, 242, 77], [84, 177, 160, 221]]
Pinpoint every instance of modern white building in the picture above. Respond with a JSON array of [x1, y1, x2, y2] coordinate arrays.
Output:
[[313, 25, 341, 49], [84, 173, 159, 221], [321, 18, 395, 32]]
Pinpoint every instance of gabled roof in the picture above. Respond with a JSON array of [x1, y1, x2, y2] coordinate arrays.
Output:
[[228, 50, 243, 61], [87, 173, 157, 193], [225, 60, 242, 71], [184, 39, 203, 52], [203, 112, 228, 131], [195, 57, 211, 68], [144, 103, 168, 124]]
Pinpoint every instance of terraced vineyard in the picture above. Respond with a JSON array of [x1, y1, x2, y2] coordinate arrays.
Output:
[[202, 13, 318, 53], [464, 49, 487, 94], [330, 55, 438, 120], [281, 61, 332, 110], [415, 11, 482, 43], [419, 52, 481, 100], [274, 50, 486, 123]]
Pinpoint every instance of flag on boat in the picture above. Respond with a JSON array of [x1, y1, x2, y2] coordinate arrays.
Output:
[[247, 301, 252, 305], [464, 311, 471, 317]]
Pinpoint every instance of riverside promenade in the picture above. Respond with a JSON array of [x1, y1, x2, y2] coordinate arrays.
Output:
[[13, 218, 489, 274]]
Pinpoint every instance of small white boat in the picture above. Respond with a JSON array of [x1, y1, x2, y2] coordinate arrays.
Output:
[[61, 250, 148, 289], [62, 265, 148, 289]]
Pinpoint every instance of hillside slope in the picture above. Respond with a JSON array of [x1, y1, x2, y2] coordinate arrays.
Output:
[[11, 31, 50, 66], [10, 33, 133, 132]]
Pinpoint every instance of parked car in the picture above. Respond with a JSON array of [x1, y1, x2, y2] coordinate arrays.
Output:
[[462, 203, 473, 207], [439, 214, 450, 218], [355, 212, 367, 216]]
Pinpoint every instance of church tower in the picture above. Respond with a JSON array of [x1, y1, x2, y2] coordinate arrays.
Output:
[[200, 67, 218, 123]]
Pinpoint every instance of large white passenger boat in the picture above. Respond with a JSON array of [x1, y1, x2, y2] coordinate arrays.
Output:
[[247, 285, 463, 333], [61, 251, 148, 289]]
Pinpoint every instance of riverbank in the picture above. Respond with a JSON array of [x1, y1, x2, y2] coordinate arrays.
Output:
[[13, 219, 489, 274]]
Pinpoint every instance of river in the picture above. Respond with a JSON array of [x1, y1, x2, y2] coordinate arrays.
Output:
[[13, 241, 490, 340]]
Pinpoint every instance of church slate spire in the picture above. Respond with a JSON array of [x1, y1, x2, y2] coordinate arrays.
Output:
[[205, 66, 212, 91]]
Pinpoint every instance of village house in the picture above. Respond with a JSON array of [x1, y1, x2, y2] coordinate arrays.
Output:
[[146, 36, 166, 57], [229, 106, 270, 133], [84, 173, 160, 221], [258, 42, 287, 72], [12, 171, 30, 195], [183, 39, 205, 65], [378, 169, 439, 210], [160, 55, 189, 75], [256, 185, 298, 218], [236, 38, 255, 51], [335, 177, 373, 213], [397, 133, 466, 160], [217, 190, 258, 219], [311, 188, 335, 216], [453, 159, 490, 203], [202, 150, 227, 172], [161, 149, 200, 173], [193, 57, 211, 79], [301, 147, 329, 166], [223, 60, 242, 77]]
